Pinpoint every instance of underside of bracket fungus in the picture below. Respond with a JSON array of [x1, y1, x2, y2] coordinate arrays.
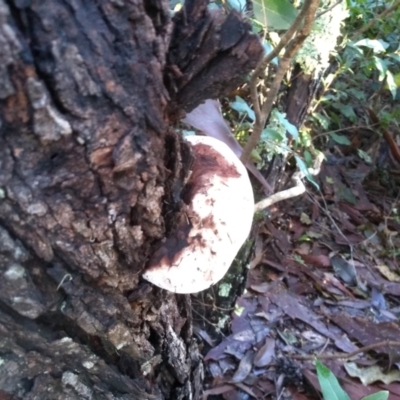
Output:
[[142, 136, 254, 294]]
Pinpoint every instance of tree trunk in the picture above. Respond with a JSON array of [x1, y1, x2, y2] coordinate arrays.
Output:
[[0, 0, 263, 398]]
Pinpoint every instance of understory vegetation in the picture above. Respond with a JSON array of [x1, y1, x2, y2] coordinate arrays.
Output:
[[173, 0, 400, 399]]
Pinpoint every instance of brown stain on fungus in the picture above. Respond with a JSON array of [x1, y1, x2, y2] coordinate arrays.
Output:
[[147, 213, 192, 268], [146, 139, 240, 274], [182, 142, 240, 204], [147, 209, 211, 271], [201, 214, 217, 232]]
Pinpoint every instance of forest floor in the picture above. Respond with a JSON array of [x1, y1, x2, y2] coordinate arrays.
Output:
[[200, 139, 400, 399]]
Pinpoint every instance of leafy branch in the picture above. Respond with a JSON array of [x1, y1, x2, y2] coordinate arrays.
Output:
[[351, 0, 400, 41], [241, 0, 321, 164]]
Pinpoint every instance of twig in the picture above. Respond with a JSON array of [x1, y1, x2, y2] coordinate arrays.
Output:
[[306, 188, 357, 276], [306, 191, 352, 249], [191, 306, 227, 336], [315, 0, 342, 19], [312, 124, 377, 140], [351, 0, 400, 41], [291, 340, 400, 360], [242, 0, 321, 164], [254, 152, 324, 212], [57, 274, 72, 290]]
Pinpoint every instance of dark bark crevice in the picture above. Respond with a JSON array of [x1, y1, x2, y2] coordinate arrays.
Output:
[[0, 0, 263, 398], [166, 0, 264, 119]]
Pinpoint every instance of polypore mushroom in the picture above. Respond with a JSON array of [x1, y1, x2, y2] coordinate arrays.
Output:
[[142, 135, 254, 294]]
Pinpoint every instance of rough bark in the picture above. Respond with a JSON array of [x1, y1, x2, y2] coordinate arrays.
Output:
[[0, 0, 263, 399], [264, 65, 322, 190], [285, 65, 322, 129]]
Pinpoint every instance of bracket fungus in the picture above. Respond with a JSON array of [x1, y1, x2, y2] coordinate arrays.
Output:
[[143, 136, 254, 294]]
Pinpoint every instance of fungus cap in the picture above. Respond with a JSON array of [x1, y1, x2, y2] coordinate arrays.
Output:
[[142, 136, 254, 293]]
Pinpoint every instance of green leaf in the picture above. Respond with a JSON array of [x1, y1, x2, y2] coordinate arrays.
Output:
[[293, 254, 305, 264], [354, 38, 388, 54], [312, 112, 331, 130], [261, 128, 284, 142], [329, 111, 341, 126], [385, 70, 398, 100], [372, 56, 388, 81], [357, 149, 372, 163], [330, 133, 351, 145], [332, 103, 357, 122], [251, 149, 262, 163], [298, 234, 311, 241], [299, 130, 312, 148], [276, 111, 298, 140], [362, 392, 389, 400], [388, 54, 400, 64], [348, 88, 366, 101], [315, 360, 351, 400], [294, 155, 319, 189], [304, 150, 313, 167], [346, 41, 365, 57], [230, 96, 255, 121], [253, 0, 298, 30], [263, 40, 279, 65], [227, 0, 246, 12]]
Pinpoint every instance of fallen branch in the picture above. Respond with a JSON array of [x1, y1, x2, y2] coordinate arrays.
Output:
[[254, 152, 324, 212], [291, 340, 400, 361]]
